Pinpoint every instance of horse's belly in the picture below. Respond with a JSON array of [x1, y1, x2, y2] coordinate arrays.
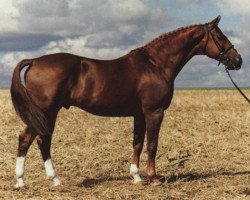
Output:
[[72, 94, 139, 117], [76, 103, 137, 117]]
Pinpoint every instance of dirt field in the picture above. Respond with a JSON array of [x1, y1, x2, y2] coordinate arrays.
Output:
[[0, 89, 249, 199]]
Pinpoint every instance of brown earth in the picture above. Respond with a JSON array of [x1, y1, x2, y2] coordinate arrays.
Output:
[[0, 89, 249, 199]]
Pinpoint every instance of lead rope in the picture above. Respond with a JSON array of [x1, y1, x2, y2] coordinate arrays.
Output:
[[225, 68, 250, 104]]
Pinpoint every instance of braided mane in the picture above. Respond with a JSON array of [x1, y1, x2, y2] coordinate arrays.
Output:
[[129, 23, 205, 54]]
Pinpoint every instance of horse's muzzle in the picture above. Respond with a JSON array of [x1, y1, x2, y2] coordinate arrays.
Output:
[[235, 56, 242, 70], [224, 56, 242, 70]]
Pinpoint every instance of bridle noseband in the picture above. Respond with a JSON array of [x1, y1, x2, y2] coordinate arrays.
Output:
[[204, 25, 235, 67]]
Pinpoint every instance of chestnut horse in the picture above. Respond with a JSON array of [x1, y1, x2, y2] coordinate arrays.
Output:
[[11, 16, 242, 187]]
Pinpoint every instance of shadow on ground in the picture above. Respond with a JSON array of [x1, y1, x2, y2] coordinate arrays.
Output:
[[78, 170, 250, 188]]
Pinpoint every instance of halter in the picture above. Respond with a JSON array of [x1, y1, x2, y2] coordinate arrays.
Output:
[[204, 25, 250, 104], [204, 25, 235, 68]]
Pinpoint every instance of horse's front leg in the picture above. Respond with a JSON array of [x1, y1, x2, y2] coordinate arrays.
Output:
[[130, 113, 146, 183], [144, 108, 164, 185], [15, 127, 36, 188]]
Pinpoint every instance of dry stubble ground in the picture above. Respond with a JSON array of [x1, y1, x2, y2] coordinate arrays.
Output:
[[0, 89, 249, 200]]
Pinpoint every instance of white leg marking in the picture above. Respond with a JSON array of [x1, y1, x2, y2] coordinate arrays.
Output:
[[130, 164, 143, 183], [44, 159, 61, 186], [45, 159, 55, 178], [15, 157, 26, 188]]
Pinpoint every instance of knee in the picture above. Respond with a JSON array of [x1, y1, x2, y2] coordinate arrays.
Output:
[[18, 136, 29, 155], [133, 143, 143, 153], [37, 135, 51, 148]]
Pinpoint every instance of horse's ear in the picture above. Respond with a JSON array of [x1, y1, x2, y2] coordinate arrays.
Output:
[[207, 16, 221, 29], [210, 15, 221, 26]]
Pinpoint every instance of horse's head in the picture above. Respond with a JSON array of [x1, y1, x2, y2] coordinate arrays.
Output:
[[203, 16, 242, 70]]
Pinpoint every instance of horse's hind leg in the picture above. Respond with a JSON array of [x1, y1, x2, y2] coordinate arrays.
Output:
[[36, 111, 61, 186], [37, 135, 61, 186], [130, 114, 146, 183], [15, 127, 36, 188]]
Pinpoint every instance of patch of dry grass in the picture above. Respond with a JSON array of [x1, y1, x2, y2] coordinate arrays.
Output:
[[0, 89, 249, 199]]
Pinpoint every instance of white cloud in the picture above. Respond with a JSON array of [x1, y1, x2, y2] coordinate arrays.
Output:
[[0, 0, 19, 32], [214, 0, 250, 16], [1, 0, 167, 51], [13, 0, 166, 37], [40, 36, 132, 59], [176, 0, 208, 5]]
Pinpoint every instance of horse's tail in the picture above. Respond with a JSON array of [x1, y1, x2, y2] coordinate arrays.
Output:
[[11, 59, 51, 136]]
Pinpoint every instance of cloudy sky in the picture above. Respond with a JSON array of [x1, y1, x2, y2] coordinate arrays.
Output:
[[0, 0, 249, 88]]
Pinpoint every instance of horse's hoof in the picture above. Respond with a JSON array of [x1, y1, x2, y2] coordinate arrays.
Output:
[[14, 183, 26, 190], [130, 172, 147, 185], [52, 177, 61, 187], [14, 178, 26, 189], [132, 178, 142, 184], [14, 184, 23, 189], [151, 179, 162, 186], [132, 177, 148, 185], [150, 177, 164, 186]]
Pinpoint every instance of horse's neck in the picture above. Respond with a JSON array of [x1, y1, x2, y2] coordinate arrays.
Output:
[[145, 26, 205, 80]]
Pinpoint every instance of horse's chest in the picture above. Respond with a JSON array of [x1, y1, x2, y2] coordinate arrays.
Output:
[[162, 88, 174, 109], [140, 80, 173, 110]]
